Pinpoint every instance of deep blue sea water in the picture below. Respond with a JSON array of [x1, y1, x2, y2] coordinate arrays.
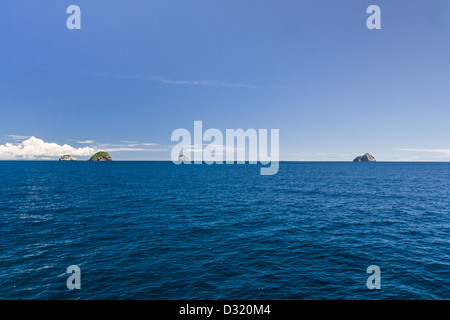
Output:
[[0, 161, 448, 299]]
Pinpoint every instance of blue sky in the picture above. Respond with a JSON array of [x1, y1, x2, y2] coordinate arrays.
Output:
[[0, 0, 449, 161]]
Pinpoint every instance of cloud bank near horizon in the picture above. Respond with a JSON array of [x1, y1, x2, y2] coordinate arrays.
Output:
[[400, 148, 450, 158], [0, 137, 96, 160]]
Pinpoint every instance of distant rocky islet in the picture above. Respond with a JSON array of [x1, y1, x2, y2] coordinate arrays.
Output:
[[59, 155, 77, 161], [353, 153, 376, 162]]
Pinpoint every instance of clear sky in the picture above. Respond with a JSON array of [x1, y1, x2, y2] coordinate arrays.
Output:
[[1, 0, 449, 161]]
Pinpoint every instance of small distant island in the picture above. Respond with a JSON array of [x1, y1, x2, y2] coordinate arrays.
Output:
[[353, 153, 376, 162], [59, 154, 77, 161], [89, 151, 112, 161]]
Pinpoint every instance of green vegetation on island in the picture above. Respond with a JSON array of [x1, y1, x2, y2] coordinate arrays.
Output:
[[89, 151, 112, 161]]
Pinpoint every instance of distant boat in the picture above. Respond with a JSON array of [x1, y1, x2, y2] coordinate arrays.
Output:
[[179, 153, 188, 161]]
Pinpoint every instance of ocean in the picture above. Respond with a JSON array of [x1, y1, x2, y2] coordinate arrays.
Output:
[[0, 161, 448, 299]]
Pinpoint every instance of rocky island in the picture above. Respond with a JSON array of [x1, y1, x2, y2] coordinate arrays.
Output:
[[59, 155, 77, 161], [353, 153, 376, 162], [89, 151, 112, 161]]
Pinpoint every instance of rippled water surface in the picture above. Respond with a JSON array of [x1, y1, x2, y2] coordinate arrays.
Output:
[[0, 161, 449, 299]]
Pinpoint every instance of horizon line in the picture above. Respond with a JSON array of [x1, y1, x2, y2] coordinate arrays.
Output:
[[0, 160, 449, 163]]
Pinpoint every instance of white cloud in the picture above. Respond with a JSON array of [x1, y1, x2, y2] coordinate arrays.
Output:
[[179, 144, 249, 159], [6, 135, 31, 141], [400, 148, 450, 158], [96, 141, 164, 152], [0, 137, 96, 160], [76, 140, 95, 144], [153, 78, 256, 89], [103, 147, 168, 152]]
